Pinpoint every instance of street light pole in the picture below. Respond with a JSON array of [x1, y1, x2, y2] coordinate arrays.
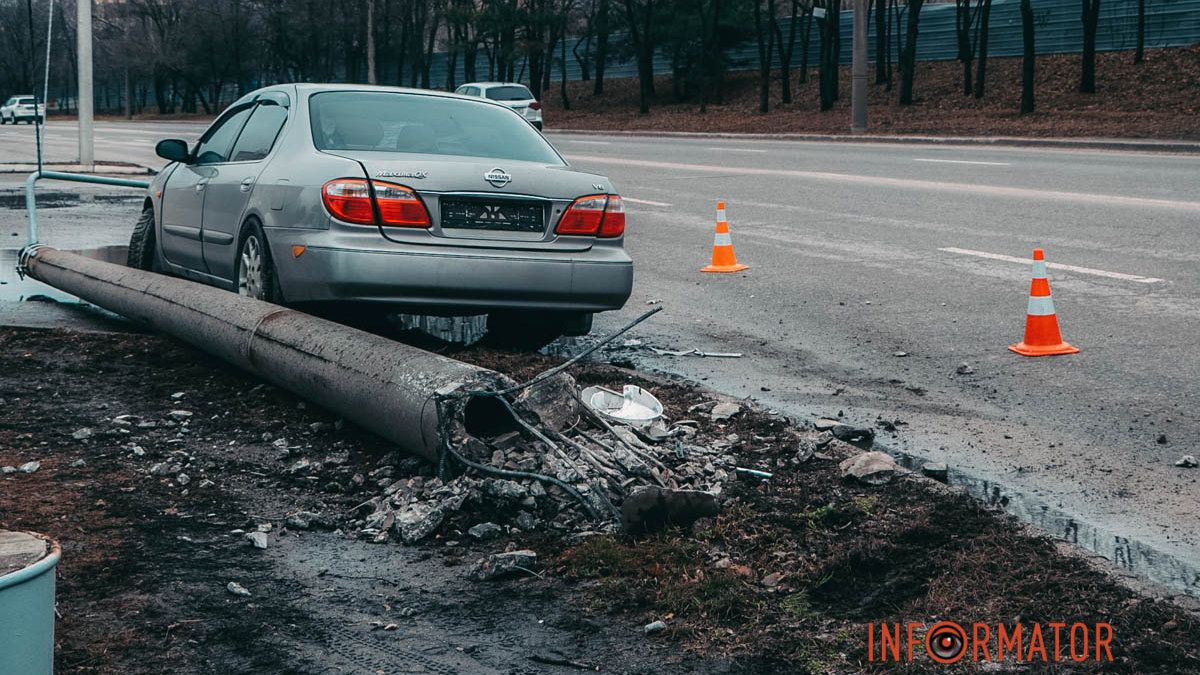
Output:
[[851, 0, 868, 133], [77, 0, 94, 170]]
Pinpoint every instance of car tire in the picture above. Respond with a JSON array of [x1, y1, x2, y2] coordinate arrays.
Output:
[[127, 206, 161, 271], [484, 311, 591, 350], [236, 220, 282, 303]]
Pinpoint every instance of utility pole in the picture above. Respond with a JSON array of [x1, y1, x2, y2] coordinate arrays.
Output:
[[77, 0, 94, 170], [850, 0, 868, 132]]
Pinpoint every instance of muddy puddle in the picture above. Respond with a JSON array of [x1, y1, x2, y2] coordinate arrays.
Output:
[[0, 245, 127, 302]]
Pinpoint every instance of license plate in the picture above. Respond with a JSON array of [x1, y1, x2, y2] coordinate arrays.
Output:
[[440, 199, 544, 232]]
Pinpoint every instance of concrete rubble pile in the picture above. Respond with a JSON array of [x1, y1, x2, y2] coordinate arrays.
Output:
[[351, 372, 744, 545]]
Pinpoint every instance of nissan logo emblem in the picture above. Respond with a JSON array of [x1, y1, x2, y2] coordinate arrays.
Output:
[[485, 168, 512, 188]]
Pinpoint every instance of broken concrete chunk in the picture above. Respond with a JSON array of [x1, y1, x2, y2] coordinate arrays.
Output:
[[1, 466, 16, 474], [468, 522, 504, 541], [839, 452, 899, 486], [1176, 455, 1198, 468], [17, 461, 40, 474], [921, 462, 949, 482], [393, 502, 445, 544], [515, 372, 580, 431], [621, 486, 720, 534], [244, 531, 268, 549], [468, 550, 538, 581], [831, 425, 875, 448], [710, 402, 742, 422], [482, 478, 527, 502], [226, 581, 252, 597]]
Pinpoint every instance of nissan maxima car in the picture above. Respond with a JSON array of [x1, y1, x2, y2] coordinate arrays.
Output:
[[129, 83, 632, 345]]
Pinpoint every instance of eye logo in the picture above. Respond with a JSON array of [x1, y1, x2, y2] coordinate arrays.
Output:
[[925, 621, 967, 664]]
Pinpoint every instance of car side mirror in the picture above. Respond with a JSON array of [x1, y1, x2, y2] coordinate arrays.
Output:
[[155, 138, 190, 163]]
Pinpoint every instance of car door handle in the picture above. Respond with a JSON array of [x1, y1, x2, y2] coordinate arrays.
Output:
[[239, 177, 255, 193]]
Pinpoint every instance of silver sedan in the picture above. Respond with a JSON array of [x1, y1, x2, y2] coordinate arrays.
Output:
[[129, 83, 632, 345]]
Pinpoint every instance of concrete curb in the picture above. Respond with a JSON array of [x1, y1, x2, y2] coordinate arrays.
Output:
[[550, 128, 1200, 154]]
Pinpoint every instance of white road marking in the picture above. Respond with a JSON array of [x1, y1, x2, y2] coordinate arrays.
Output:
[[709, 147, 768, 153], [622, 197, 672, 207], [939, 247, 1165, 284], [561, 139, 611, 145], [914, 158, 1011, 166], [565, 154, 1200, 213]]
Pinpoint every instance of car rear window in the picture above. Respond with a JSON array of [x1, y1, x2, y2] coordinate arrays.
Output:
[[17, 97, 35, 105], [309, 91, 561, 164], [484, 86, 533, 102]]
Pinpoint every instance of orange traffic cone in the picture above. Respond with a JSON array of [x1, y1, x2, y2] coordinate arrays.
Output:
[[1009, 248, 1079, 357], [701, 201, 749, 273]]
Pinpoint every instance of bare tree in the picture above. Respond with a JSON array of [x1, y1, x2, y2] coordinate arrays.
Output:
[[773, 0, 803, 104], [1020, 0, 1035, 113], [753, 0, 777, 113], [973, 0, 992, 97], [898, 0, 923, 105], [1080, 0, 1100, 92], [622, 0, 658, 114]]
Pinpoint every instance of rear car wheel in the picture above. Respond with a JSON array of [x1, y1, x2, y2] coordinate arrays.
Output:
[[484, 311, 592, 350], [237, 222, 281, 302], [126, 206, 160, 271]]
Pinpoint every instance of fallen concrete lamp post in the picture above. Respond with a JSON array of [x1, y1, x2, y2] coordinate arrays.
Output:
[[16, 246, 515, 463]]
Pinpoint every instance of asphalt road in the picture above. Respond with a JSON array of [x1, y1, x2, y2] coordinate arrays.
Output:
[[3, 120, 1199, 594]]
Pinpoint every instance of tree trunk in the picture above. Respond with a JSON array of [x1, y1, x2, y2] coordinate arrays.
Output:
[[1020, 0, 1035, 113], [818, 0, 841, 110], [875, 0, 889, 84], [774, 0, 800, 104], [973, 0, 991, 97], [560, 24, 571, 109], [594, 0, 610, 94], [955, 0, 974, 95], [623, 0, 656, 114], [1134, 0, 1145, 63], [754, 0, 776, 114], [898, 0, 923, 105], [798, 7, 812, 84], [366, 0, 377, 84], [1080, 0, 1099, 92]]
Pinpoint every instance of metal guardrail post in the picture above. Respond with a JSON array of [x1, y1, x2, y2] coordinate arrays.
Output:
[[24, 170, 150, 245]]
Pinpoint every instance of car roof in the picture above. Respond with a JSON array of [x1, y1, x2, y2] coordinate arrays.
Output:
[[460, 82, 531, 89]]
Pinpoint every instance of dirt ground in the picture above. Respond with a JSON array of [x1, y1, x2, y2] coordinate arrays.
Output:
[[545, 47, 1200, 140], [2, 325, 1199, 673]]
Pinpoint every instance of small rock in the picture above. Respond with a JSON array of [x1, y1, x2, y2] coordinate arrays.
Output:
[[893, 351, 908, 357], [288, 459, 313, 474], [394, 502, 445, 543], [171, 392, 186, 399], [956, 362, 975, 375], [644, 620, 668, 635], [514, 511, 540, 531], [272, 437, 289, 451], [169, 410, 193, 421], [1176, 455, 1198, 468], [0, 466, 15, 474], [244, 531, 268, 549], [813, 418, 843, 431], [468, 522, 503, 541], [921, 462, 949, 482], [70, 458, 86, 468], [761, 572, 783, 588], [197, 479, 215, 489], [1157, 434, 1168, 445], [468, 550, 538, 581], [18, 461, 40, 474], [72, 427, 93, 440], [621, 486, 720, 533], [226, 581, 252, 597], [176, 473, 191, 486], [839, 452, 899, 486], [286, 511, 326, 530], [710, 402, 742, 421]]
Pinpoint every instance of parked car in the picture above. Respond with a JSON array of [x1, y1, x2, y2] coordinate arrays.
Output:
[[0, 95, 45, 124], [130, 83, 631, 346], [454, 82, 543, 130]]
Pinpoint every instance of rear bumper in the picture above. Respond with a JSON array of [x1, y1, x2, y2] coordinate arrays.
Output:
[[268, 231, 633, 313]]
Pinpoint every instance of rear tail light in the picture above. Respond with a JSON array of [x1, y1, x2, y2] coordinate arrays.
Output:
[[322, 178, 430, 228], [556, 194, 625, 238], [529, 101, 542, 111]]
